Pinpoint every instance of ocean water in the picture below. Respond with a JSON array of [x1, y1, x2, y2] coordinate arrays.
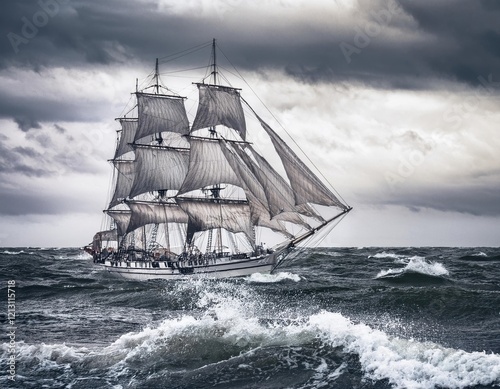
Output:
[[1, 247, 499, 389]]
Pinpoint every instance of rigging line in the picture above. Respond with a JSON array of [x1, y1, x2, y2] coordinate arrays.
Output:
[[218, 46, 350, 207], [157, 41, 212, 62], [160, 66, 208, 75], [309, 212, 347, 248], [117, 93, 136, 118]]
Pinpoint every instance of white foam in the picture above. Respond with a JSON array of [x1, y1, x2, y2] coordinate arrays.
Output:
[[246, 271, 301, 283], [369, 251, 405, 260], [100, 305, 500, 389], [376, 257, 449, 279], [1, 341, 88, 368], [3, 283, 499, 389], [308, 311, 500, 389], [2, 250, 24, 255], [406, 257, 449, 276]]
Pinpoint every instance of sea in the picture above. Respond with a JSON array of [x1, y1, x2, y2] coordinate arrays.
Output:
[[1, 247, 499, 389]]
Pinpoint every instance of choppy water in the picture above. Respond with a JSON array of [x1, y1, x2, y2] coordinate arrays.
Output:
[[1, 247, 499, 389]]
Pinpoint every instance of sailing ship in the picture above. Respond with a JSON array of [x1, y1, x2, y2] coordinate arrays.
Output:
[[87, 40, 352, 280]]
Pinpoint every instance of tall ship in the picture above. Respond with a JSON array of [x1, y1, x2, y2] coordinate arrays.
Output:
[[87, 40, 352, 280]]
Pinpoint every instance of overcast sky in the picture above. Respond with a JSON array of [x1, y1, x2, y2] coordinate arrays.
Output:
[[0, 0, 499, 247]]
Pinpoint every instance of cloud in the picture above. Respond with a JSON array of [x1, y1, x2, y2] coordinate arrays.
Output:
[[1, 0, 499, 92], [0, 0, 499, 245], [0, 65, 138, 131]]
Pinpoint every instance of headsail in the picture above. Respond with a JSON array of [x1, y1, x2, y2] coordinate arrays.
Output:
[[257, 115, 347, 209]]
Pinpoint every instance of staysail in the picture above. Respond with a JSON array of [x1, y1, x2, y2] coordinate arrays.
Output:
[[256, 115, 347, 209]]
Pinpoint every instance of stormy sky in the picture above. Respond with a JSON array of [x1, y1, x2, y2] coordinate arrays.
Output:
[[0, 0, 499, 247]]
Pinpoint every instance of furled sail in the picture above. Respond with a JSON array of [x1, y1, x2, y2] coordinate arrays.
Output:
[[178, 137, 241, 195], [106, 209, 131, 236], [129, 145, 189, 198], [109, 160, 136, 208], [191, 84, 246, 139], [134, 93, 190, 142], [258, 117, 347, 209], [126, 201, 188, 233], [114, 119, 137, 159], [176, 198, 254, 243]]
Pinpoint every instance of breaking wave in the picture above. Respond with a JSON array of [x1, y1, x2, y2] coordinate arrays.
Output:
[[2, 282, 499, 389], [375, 257, 450, 283]]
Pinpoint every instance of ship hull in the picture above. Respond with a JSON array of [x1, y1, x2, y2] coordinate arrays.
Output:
[[100, 250, 287, 280]]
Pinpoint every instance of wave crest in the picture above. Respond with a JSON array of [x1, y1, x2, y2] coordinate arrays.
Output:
[[376, 257, 449, 280]]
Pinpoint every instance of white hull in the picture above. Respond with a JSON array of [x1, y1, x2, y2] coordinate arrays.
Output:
[[100, 250, 287, 280]]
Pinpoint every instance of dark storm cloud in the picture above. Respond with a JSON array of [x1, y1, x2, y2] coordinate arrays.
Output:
[[0, 188, 90, 215], [0, 142, 50, 177], [1, 0, 499, 90], [0, 80, 114, 131], [370, 181, 500, 217]]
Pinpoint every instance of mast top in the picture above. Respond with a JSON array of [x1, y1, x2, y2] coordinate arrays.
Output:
[[212, 38, 217, 85], [155, 58, 160, 94]]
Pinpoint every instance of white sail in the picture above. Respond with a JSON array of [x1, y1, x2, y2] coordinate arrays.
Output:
[[134, 93, 190, 142], [219, 140, 312, 231], [177, 198, 254, 242], [106, 209, 131, 236], [191, 84, 247, 139], [258, 117, 347, 209], [178, 137, 241, 195], [129, 146, 189, 198], [114, 119, 137, 159], [109, 160, 135, 208], [126, 201, 188, 233], [93, 229, 118, 242]]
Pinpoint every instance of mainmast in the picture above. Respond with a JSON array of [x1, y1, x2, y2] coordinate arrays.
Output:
[[202, 38, 225, 254]]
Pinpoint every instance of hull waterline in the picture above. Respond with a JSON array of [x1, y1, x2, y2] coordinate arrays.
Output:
[[99, 250, 287, 281]]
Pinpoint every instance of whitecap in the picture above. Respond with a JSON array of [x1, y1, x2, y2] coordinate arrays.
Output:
[[246, 272, 301, 283], [369, 251, 405, 260], [376, 257, 449, 279], [2, 250, 24, 255]]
